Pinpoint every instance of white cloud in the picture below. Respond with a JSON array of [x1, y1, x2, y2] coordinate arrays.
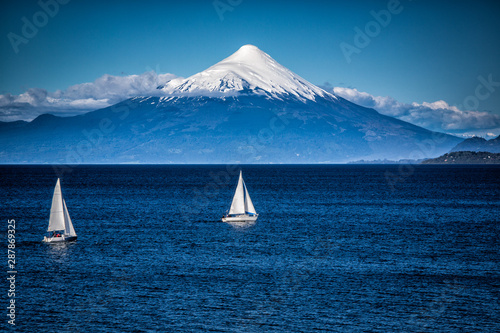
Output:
[[2, 75, 499, 138], [333, 87, 500, 136], [0, 72, 177, 121]]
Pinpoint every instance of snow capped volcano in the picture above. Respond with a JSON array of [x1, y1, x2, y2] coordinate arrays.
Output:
[[0, 44, 463, 164], [161, 44, 333, 102]]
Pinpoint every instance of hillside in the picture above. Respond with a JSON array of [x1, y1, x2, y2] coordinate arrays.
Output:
[[422, 151, 500, 164], [450, 135, 500, 153]]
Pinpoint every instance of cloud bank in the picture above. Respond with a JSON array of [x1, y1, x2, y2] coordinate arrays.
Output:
[[332, 87, 500, 137], [0, 72, 177, 121], [2, 74, 499, 137]]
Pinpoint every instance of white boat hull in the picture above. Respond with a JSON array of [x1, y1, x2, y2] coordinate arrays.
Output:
[[43, 235, 77, 243], [222, 215, 258, 223]]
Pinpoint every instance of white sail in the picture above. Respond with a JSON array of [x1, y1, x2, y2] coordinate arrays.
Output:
[[228, 171, 245, 215], [222, 170, 258, 223], [243, 182, 257, 215], [48, 179, 65, 231], [63, 199, 77, 237]]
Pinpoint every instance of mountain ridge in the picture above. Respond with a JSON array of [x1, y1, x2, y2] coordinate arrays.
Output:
[[450, 135, 500, 153]]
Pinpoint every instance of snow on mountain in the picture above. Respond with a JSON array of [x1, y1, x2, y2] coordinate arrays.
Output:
[[161, 44, 333, 102]]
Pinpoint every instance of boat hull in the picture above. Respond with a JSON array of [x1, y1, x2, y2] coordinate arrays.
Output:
[[222, 215, 258, 223], [43, 235, 77, 243]]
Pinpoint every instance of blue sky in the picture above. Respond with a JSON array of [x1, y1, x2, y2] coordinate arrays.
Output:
[[1, 0, 500, 135]]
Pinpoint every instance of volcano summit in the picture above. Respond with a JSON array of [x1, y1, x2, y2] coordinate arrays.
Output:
[[161, 44, 330, 101], [0, 45, 461, 164]]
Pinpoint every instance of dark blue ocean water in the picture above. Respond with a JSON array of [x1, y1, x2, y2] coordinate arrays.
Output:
[[1, 165, 499, 332]]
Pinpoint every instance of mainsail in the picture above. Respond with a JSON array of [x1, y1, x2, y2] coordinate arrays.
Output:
[[48, 179, 65, 231], [228, 171, 257, 216]]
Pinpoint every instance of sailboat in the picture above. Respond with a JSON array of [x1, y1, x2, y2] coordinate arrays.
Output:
[[43, 178, 77, 243], [222, 171, 258, 223]]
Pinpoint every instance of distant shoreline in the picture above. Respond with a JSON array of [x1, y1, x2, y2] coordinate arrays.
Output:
[[1, 161, 500, 166], [422, 151, 500, 164]]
